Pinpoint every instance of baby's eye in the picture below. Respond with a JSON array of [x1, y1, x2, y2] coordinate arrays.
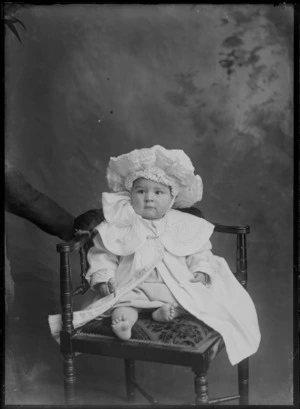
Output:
[[137, 189, 144, 194], [155, 191, 163, 195]]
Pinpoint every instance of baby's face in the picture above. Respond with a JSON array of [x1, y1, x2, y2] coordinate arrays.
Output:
[[131, 178, 173, 220]]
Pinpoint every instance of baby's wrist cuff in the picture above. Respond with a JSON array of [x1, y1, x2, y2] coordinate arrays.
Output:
[[194, 271, 210, 285]]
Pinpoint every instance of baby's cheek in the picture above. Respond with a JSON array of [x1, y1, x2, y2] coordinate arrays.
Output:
[[131, 200, 143, 216], [130, 197, 138, 208]]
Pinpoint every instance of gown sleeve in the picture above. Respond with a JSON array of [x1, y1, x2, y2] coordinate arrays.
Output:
[[85, 231, 119, 290], [185, 240, 216, 278]]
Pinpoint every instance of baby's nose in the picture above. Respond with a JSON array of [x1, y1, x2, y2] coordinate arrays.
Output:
[[145, 192, 154, 201]]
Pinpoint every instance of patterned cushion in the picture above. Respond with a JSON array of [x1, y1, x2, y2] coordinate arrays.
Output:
[[77, 312, 224, 359]]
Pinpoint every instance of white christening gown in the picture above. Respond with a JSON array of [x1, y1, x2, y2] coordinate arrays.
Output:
[[48, 191, 261, 365]]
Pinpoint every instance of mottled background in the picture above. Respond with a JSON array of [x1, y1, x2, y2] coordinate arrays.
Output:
[[5, 4, 294, 405]]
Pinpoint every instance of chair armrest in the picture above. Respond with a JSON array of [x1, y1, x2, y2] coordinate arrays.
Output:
[[57, 231, 96, 299], [212, 223, 250, 289], [213, 223, 250, 235], [56, 232, 93, 253]]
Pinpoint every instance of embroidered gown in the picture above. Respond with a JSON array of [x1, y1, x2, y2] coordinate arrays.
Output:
[[49, 191, 261, 365]]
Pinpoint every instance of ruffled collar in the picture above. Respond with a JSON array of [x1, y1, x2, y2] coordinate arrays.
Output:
[[102, 191, 138, 224], [99, 191, 214, 257]]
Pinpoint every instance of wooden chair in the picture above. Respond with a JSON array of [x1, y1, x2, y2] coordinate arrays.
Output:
[[56, 207, 250, 405]]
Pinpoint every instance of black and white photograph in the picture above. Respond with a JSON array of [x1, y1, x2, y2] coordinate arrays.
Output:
[[4, 3, 296, 406]]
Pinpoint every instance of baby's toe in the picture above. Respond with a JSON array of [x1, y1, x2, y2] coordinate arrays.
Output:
[[112, 318, 120, 325]]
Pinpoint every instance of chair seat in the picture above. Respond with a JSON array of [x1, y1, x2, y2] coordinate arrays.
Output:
[[76, 313, 224, 360]]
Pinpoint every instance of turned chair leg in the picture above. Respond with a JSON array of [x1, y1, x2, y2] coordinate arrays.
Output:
[[124, 359, 136, 402], [63, 353, 76, 404], [193, 368, 209, 405], [238, 358, 249, 405]]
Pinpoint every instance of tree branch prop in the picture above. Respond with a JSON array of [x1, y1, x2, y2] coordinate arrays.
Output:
[[4, 3, 28, 43]]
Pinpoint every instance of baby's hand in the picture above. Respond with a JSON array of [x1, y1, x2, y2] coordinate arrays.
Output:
[[94, 278, 115, 297], [190, 271, 210, 286], [107, 278, 115, 293]]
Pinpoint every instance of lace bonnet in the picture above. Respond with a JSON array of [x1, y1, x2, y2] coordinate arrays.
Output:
[[106, 145, 203, 208]]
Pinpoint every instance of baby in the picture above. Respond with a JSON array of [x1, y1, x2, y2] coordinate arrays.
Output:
[[49, 145, 260, 365], [95, 176, 210, 340]]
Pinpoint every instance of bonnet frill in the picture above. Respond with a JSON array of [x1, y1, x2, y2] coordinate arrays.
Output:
[[106, 145, 203, 208]]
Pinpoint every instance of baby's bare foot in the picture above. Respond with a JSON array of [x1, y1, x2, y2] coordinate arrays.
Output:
[[111, 315, 132, 340], [152, 304, 180, 322]]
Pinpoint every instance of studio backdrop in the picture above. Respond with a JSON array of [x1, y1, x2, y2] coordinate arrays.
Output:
[[5, 4, 294, 405]]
